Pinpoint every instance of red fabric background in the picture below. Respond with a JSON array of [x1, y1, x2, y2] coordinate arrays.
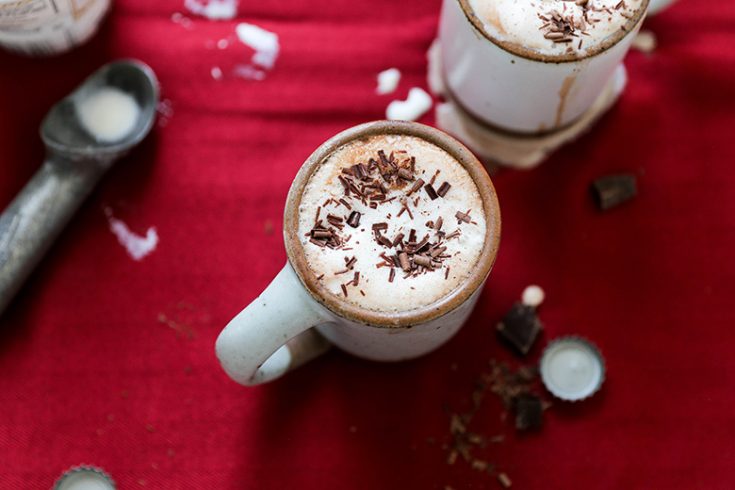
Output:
[[1, 0, 734, 488]]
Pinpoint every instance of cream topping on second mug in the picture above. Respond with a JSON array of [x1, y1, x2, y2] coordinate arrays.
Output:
[[468, 0, 645, 57], [298, 134, 487, 313]]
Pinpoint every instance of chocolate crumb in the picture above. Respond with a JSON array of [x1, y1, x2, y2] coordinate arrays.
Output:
[[513, 393, 543, 431], [591, 174, 637, 210], [498, 473, 512, 488]]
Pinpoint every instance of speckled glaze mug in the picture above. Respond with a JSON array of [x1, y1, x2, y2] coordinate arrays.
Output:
[[438, 0, 649, 133], [215, 121, 501, 386]]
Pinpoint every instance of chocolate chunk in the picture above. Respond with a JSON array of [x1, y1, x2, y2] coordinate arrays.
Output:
[[346, 211, 361, 228], [424, 184, 438, 200], [437, 182, 451, 197], [591, 174, 637, 210], [496, 303, 543, 355], [512, 393, 543, 431]]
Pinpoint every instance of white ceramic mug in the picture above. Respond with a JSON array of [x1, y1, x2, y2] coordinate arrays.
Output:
[[438, 0, 649, 134], [215, 121, 501, 386]]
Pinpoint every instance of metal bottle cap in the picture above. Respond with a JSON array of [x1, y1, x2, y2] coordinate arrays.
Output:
[[539, 336, 605, 401], [53, 466, 116, 490]]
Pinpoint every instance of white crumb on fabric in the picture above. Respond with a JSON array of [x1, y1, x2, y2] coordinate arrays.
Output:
[[184, 0, 237, 20], [156, 99, 174, 128], [236, 23, 280, 69], [386, 87, 433, 121], [211, 66, 223, 80], [632, 30, 657, 54], [522, 285, 545, 308], [233, 64, 266, 80], [106, 209, 159, 261], [170, 12, 194, 29], [376, 68, 401, 95]]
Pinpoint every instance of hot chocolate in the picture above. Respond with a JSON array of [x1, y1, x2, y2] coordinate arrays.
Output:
[[467, 0, 646, 58], [297, 134, 488, 313]]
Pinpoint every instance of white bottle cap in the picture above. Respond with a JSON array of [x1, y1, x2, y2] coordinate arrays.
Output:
[[539, 336, 605, 401], [53, 466, 116, 490]]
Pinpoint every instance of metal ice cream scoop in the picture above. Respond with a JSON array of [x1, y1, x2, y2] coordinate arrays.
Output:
[[0, 59, 159, 316]]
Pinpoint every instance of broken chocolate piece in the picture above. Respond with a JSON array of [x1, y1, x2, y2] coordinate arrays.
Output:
[[512, 393, 543, 431], [437, 182, 451, 197], [496, 303, 543, 356], [424, 184, 439, 200], [591, 174, 637, 211], [346, 211, 361, 228]]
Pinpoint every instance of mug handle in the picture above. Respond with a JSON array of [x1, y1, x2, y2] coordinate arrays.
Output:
[[215, 263, 332, 386]]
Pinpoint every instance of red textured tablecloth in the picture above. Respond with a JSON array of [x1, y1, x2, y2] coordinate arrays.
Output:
[[1, 0, 734, 488]]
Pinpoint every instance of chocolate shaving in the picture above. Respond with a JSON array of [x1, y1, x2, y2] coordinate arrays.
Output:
[[376, 234, 393, 248], [456, 211, 471, 224], [429, 169, 440, 186], [424, 184, 439, 200], [338, 176, 350, 196], [407, 178, 425, 196], [413, 255, 433, 269], [437, 182, 451, 198], [389, 268, 396, 283], [397, 168, 414, 181], [346, 211, 361, 228], [398, 252, 411, 272]]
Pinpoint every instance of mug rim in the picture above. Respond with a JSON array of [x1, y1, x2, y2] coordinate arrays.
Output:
[[283, 121, 501, 329], [455, 0, 650, 64]]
